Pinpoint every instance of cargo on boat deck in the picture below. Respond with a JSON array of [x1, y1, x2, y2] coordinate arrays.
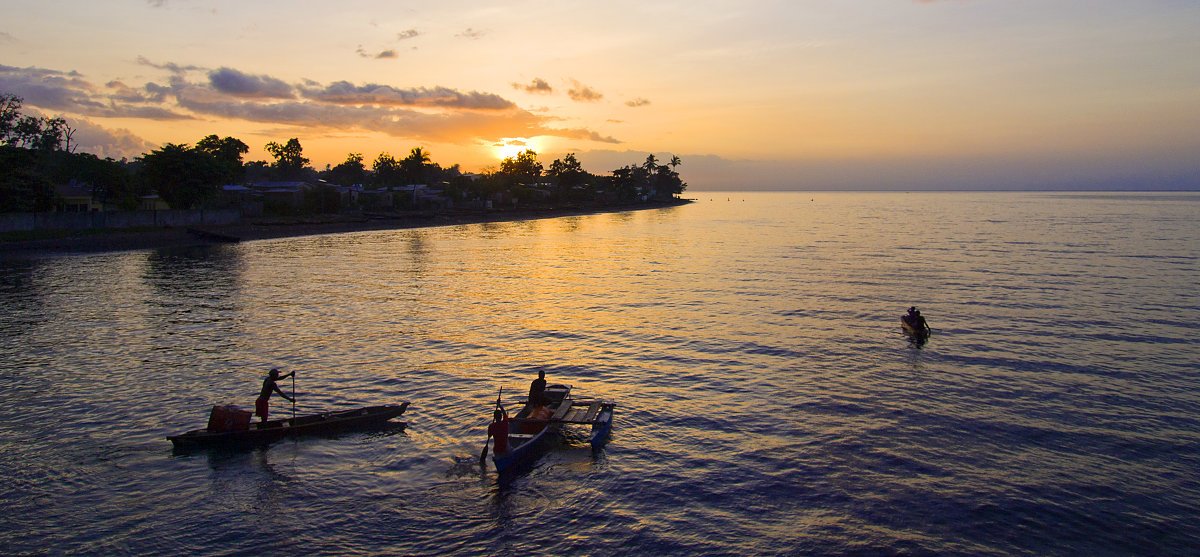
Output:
[[207, 405, 252, 432]]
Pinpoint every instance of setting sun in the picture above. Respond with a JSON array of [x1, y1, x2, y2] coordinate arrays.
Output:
[[494, 138, 537, 161]]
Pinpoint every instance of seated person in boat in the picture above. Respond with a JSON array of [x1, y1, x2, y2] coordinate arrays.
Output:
[[906, 307, 932, 334], [488, 408, 510, 453], [255, 368, 295, 422], [528, 369, 547, 407]]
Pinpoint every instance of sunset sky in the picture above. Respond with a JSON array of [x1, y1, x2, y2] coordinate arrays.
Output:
[[2, 1, 1198, 190]]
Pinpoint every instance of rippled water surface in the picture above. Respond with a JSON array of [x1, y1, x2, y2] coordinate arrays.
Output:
[[2, 192, 1198, 555]]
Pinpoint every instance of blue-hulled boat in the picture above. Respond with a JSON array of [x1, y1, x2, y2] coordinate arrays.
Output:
[[490, 384, 614, 473]]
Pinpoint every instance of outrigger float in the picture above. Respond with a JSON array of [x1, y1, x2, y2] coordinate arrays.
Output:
[[489, 384, 614, 473], [167, 402, 409, 450]]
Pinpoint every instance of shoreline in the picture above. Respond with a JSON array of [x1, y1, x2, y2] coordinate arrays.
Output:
[[0, 198, 692, 257]]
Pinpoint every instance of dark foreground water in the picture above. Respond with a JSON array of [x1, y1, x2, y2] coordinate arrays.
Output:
[[1, 192, 1198, 556]]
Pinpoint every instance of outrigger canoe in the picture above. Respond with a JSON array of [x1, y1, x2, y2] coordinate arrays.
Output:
[[167, 402, 409, 449], [491, 384, 614, 473]]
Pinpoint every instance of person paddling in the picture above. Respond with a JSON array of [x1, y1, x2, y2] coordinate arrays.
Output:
[[256, 368, 295, 422], [481, 388, 508, 464], [487, 408, 510, 455]]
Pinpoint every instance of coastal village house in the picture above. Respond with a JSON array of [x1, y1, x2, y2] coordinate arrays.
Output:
[[254, 181, 308, 209], [55, 182, 99, 212], [138, 194, 171, 211]]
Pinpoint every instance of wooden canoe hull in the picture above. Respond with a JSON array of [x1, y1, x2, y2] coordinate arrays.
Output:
[[492, 421, 559, 473], [491, 384, 571, 473], [167, 402, 409, 449]]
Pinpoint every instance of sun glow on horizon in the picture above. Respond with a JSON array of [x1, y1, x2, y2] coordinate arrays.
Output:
[[494, 138, 538, 161]]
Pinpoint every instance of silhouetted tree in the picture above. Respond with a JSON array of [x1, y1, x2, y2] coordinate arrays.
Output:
[[0, 94, 21, 141], [0, 94, 69, 152], [243, 160, 272, 184], [499, 149, 543, 185], [372, 152, 401, 187], [265, 138, 309, 180], [548, 152, 592, 198], [195, 135, 249, 184], [324, 152, 367, 186], [1, 93, 131, 211], [643, 154, 658, 174], [400, 147, 432, 185], [0, 146, 54, 212], [607, 165, 642, 201], [139, 143, 222, 209], [42, 150, 138, 210], [606, 153, 686, 201]]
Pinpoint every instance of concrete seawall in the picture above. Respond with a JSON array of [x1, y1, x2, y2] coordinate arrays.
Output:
[[0, 208, 241, 233]]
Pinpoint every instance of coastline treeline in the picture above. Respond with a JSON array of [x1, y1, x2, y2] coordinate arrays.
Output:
[[0, 93, 687, 215]]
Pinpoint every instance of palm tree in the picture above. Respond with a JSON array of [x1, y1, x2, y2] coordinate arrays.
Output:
[[643, 153, 658, 172], [407, 147, 431, 165], [401, 147, 432, 185]]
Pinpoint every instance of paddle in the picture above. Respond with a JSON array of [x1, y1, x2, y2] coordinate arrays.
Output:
[[291, 371, 296, 422], [479, 386, 502, 465]]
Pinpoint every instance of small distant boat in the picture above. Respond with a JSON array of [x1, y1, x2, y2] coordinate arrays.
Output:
[[901, 313, 931, 340], [167, 402, 409, 449], [490, 384, 614, 473]]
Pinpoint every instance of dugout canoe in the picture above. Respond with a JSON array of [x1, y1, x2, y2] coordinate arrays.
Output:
[[167, 402, 409, 449]]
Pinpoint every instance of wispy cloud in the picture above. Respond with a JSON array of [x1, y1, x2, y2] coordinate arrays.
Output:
[[494, 138, 528, 149], [301, 82, 515, 110], [625, 97, 651, 108], [0, 64, 192, 120], [558, 128, 620, 143], [0, 64, 101, 111], [567, 79, 603, 102], [513, 78, 553, 94], [136, 56, 202, 74], [208, 67, 294, 99], [397, 29, 420, 40], [357, 46, 398, 59], [458, 28, 486, 40]]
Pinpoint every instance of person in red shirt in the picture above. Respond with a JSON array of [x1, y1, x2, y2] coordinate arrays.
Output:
[[487, 408, 510, 454]]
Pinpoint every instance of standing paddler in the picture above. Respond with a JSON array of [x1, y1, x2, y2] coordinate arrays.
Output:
[[481, 387, 508, 464], [256, 368, 295, 423]]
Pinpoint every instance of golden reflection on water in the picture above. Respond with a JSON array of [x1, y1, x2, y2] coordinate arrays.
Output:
[[3, 193, 1199, 555]]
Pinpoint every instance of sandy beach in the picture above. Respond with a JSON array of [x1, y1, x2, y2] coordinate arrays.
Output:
[[1, 199, 691, 257]]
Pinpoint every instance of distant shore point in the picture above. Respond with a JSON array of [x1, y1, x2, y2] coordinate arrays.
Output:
[[1, 198, 693, 257]]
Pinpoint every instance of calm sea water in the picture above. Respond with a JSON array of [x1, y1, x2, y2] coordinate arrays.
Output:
[[1, 192, 1198, 556]]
